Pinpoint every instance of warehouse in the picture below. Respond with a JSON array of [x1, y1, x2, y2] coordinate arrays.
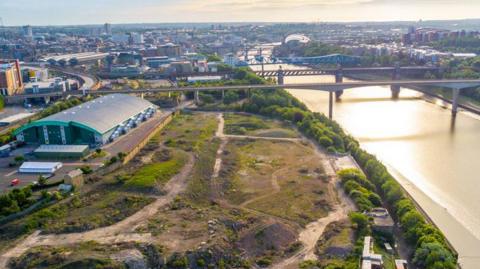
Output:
[[14, 94, 157, 147], [34, 145, 90, 159], [19, 162, 63, 174]]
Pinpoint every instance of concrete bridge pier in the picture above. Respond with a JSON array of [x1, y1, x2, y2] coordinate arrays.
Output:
[[452, 88, 460, 117], [277, 66, 285, 85], [335, 70, 344, 100], [391, 85, 401, 99], [194, 90, 200, 105], [328, 90, 334, 120], [222, 90, 225, 101], [391, 63, 402, 99]]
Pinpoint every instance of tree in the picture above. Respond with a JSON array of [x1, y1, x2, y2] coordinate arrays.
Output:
[[223, 91, 240, 104], [207, 54, 222, 62], [413, 242, 456, 269], [38, 175, 47, 186], [349, 212, 369, 235]]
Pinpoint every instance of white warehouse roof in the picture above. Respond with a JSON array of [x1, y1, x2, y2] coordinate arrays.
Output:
[[37, 94, 156, 135], [19, 162, 63, 174]]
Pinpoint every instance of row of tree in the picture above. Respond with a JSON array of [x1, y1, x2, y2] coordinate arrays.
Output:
[[0, 187, 34, 218]]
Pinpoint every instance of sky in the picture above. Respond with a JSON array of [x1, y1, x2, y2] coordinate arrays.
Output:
[[1, 0, 480, 26]]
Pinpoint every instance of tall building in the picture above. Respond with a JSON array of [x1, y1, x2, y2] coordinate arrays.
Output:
[[131, 32, 144, 44], [0, 60, 23, 96], [157, 43, 181, 57], [104, 23, 112, 35], [22, 25, 33, 39]]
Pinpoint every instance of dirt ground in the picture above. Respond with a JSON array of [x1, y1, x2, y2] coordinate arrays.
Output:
[[0, 112, 359, 269]]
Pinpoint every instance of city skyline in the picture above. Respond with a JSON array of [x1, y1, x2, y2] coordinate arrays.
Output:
[[2, 0, 480, 26]]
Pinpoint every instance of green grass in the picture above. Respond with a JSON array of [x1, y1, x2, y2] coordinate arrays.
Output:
[[224, 113, 298, 138], [125, 150, 188, 190]]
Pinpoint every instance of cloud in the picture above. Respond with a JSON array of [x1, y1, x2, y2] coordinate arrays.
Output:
[[173, 0, 375, 12]]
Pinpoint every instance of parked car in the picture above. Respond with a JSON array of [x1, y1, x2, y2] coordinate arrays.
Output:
[[10, 178, 20, 186]]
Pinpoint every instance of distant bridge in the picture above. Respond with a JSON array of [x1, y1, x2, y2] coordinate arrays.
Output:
[[166, 66, 441, 80], [7, 79, 480, 119], [279, 54, 361, 65], [254, 66, 441, 77]]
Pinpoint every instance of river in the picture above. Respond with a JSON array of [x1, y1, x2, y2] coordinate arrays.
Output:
[[251, 64, 480, 268]]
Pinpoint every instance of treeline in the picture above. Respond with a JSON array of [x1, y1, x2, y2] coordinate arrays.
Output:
[[441, 57, 480, 103], [0, 187, 34, 218], [230, 69, 457, 269], [37, 97, 87, 119], [338, 168, 382, 211], [432, 37, 480, 54], [273, 41, 348, 59]]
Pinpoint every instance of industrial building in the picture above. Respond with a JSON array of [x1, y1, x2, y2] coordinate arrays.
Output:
[[14, 94, 157, 147], [34, 145, 90, 159], [0, 60, 24, 96]]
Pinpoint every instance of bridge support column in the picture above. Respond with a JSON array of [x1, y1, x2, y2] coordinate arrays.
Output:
[[328, 91, 333, 120], [335, 68, 344, 100], [335, 90, 344, 100], [222, 90, 225, 101], [194, 90, 200, 105], [452, 88, 460, 117], [391, 85, 401, 99], [277, 66, 284, 85]]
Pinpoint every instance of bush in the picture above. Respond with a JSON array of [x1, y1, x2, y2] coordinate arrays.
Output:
[[80, 166, 93, 175], [256, 256, 272, 267]]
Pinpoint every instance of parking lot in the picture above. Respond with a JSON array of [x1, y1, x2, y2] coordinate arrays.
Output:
[[0, 108, 177, 194]]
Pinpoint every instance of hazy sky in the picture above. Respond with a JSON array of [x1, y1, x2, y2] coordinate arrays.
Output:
[[2, 0, 480, 26]]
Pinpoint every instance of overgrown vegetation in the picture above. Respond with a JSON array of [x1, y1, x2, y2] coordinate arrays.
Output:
[[338, 168, 382, 211], [215, 67, 458, 268], [0, 186, 35, 218]]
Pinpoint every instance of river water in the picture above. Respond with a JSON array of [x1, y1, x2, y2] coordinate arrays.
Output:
[[252, 64, 480, 268]]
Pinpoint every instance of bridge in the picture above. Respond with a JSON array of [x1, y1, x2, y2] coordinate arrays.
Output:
[[163, 66, 441, 82], [255, 66, 441, 77], [7, 79, 480, 120], [278, 54, 361, 65]]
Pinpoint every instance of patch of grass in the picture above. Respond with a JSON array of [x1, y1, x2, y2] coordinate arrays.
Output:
[[224, 113, 298, 138], [125, 150, 188, 190]]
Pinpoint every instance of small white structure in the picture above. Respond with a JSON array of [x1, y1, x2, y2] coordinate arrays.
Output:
[[362, 236, 383, 269], [19, 162, 63, 174], [395, 259, 408, 269]]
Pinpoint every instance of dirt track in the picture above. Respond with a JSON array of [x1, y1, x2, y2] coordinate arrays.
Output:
[[0, 153, 195, 268]]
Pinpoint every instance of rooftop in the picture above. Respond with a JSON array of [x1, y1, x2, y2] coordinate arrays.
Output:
[[16, 94, 156, 135], [34, 145, 89, 153]]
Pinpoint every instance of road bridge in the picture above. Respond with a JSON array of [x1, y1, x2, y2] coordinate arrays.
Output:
[[7, 79, 480, 119]]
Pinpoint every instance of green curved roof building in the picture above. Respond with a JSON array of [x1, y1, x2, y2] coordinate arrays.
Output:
[[14, 94, 156, 146]]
